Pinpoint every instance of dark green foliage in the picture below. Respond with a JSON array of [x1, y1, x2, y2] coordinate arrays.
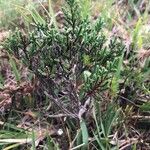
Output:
[[3, 0, 125, 117]]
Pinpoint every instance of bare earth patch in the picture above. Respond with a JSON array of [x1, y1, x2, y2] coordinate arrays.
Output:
[[0, 31, 9, 42]]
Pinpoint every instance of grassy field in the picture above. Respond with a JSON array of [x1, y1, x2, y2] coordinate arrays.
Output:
[[0, 0, 150, 150]]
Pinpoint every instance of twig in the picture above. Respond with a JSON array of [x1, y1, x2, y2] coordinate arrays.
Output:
[[44, 91, 77, 118], [118, 95, 138, 106], [131, 115, 150, 120], [78, 97, 91, 120], [46, 114, 73, 118], [119, 138, 138, 150]]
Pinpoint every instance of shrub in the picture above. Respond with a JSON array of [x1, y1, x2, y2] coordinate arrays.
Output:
[[3, 0, 125, 118]]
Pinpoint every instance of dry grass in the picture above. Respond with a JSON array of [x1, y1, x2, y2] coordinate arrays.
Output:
[[0, 31, 9, 42]]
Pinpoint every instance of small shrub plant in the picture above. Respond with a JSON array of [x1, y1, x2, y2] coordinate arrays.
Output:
[[4, 0, 125, 114], [3, 0, 127, 149]]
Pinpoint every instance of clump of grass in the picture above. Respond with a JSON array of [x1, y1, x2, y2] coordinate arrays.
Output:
[[0, 0, 24, 29]]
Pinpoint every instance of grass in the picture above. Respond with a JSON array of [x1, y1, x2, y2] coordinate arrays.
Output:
[[0, 0, 24, 29], [0, 0, 150, 149]]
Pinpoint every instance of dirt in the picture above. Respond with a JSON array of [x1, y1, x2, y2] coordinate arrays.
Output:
[[0, 31, 9, 42]]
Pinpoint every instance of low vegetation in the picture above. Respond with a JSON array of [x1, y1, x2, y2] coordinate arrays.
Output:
[[0, 0, 150, 149]]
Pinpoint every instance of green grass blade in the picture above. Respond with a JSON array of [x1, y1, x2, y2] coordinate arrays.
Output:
[[104, 106, 120, 137], [80, 119, 89, 149], [31, 129, 36, 150], [111, 53, 124, 97], [3, 143, 20, 150], [93, 132, 105, 150]]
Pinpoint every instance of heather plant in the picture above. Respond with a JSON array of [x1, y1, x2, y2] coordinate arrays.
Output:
[[4, 0, 125, 116], [2, 0, 127, 149]]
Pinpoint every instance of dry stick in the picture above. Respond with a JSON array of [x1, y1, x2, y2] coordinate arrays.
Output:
[[44, 91, 77, 118], [119, 138, 138, 150], [78, 97, 91, 120], [46, 114, 74, 118], [118, 95, 138, 106], [131, 115, 150, 119]]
